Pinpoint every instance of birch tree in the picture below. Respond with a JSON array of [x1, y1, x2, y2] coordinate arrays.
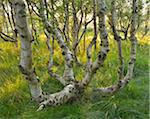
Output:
[[9, 0, 139, 111]]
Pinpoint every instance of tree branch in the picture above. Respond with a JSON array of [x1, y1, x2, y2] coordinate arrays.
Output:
[[94, 0, 138, 95]]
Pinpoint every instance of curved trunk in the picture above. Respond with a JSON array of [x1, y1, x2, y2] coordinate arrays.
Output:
[[94, 0, 138, 95], [13, 0, 138, 111]]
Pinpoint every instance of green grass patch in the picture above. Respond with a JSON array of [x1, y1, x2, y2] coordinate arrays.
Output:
[[0, 37, 149, 119]]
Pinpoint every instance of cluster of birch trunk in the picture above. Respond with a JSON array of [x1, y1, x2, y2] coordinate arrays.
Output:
[[0, 0, 140, 111]]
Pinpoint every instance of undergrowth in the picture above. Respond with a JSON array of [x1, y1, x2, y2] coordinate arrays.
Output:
[[0, 34, 149, 119]]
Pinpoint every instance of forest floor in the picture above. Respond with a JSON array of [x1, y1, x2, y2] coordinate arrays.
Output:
[[0, 34, 149, 119]]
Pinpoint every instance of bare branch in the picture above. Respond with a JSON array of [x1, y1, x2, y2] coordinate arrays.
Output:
[[44, 30, 65, 85], [40, 0, 75, 84]]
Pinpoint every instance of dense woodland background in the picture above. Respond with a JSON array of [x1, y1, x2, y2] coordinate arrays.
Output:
[[0, 0, 149, 118]]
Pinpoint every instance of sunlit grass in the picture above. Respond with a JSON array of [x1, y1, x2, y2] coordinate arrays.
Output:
[[0, 77, 25, 100], [0, 32, 149, 119]]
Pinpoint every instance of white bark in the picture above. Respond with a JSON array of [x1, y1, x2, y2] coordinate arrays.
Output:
[[37, 83, 79, 111], [44, 30, 65, 85], [110, 0, 125, 80], [12, 0, 138, 111], [39, 0, 75, 84], [94, 0, 138, 95], [81, 0, 109, 87], [13, 0, 43, 102]]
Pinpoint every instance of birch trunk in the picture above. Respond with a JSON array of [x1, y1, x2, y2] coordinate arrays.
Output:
[[13, 0, 43, 102], [37, 0, 110, 111], [110, 0, 124, 79], [94, 0, 138, 94], [12, 0, 138, 111]]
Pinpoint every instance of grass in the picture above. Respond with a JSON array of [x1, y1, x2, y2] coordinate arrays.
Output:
[[0, 35, 149, 119]]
